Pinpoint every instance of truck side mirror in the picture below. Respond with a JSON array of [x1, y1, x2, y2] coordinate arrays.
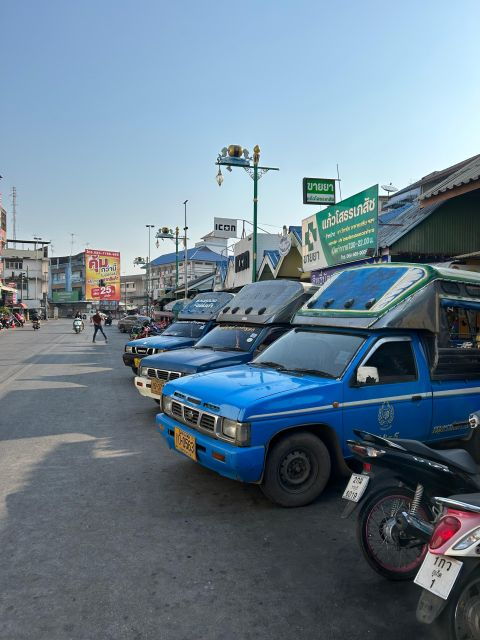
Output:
[[357, 366, 379, 385]]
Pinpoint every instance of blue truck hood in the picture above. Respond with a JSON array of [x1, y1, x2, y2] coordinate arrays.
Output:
[[163, 364, 340, 421], [139, 348, 251, 373], [127, 335, 196, 350]]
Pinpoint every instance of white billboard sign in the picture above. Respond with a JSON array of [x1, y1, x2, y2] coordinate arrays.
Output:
[[214, 217, 238, 238]]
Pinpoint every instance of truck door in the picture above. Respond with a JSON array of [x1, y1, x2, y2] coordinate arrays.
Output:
[[342, 336, 432, 448]]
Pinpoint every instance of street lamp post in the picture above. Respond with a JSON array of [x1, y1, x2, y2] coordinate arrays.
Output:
[[155, 226, 186, 294], [183, 200, 188, 298], [146, 224, 154, 315], [215, 145, 278, 283]]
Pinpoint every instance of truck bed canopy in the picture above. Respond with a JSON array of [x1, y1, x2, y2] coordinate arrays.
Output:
[[178, 292, 234, 322], [219, 280, 316, 325], [294, 263, 480, 333]]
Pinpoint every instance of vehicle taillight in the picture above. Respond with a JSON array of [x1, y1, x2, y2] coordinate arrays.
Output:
[[350, 444, 385, 458], [430, 516, 462, 550], [363, 463, 372, 473]]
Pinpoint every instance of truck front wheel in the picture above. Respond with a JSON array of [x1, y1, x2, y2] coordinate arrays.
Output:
[[261, 432, 331, 507]]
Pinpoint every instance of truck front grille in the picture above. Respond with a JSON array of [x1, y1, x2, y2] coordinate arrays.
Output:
[[167, 400, 219, 435]]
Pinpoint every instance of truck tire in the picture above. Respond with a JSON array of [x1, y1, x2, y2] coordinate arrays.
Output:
[[261, 432, 331, 507]]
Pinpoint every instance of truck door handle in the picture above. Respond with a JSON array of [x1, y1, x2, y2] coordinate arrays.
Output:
[[411, 395, 422, 402]]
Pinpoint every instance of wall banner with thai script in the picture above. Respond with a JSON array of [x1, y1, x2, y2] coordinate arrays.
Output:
[[302, 185, 378, 271], [85, 249, 121, 301]]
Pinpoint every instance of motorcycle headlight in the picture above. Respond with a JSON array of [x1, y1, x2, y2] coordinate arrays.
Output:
[[163, 396, 173, 415], [221, 419, 250, 446], [125, 346, 133, 353]]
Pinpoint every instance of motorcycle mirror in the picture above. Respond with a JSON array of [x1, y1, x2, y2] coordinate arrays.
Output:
[[469, 412, 480, 429], [357, 366, 379, 385]]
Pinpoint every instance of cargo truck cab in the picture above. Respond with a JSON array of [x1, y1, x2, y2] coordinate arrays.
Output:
[[157, 264, 480, 507], [122, 292, 234, 373], [133, 280, 316, 401]]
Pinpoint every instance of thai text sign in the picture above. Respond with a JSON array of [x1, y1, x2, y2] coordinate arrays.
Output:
[[303, 178, 336, 205], [85, 249, 121, 301], [52, 291, 80, 303], [302, 185, 378, 271]]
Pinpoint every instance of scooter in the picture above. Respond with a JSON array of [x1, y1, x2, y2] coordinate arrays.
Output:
[[73, 318, 84, 333], [415, 493, 480, 639], [342, 412, 480, 581]]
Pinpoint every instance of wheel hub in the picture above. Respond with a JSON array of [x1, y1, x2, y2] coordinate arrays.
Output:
[[464, 596, 480, 638], [280, 450, 311, 486], [382, 517, 400, 545]]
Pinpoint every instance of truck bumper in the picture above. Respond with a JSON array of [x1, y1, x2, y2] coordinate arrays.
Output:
[[134, 376, 160, 400], [122, 353, 137, 368], [157, 414, 265, 483]]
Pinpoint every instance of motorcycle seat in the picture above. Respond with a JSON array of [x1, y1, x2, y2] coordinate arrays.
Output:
[[446, 493, 480, 508], [395, 438, 478, 475]]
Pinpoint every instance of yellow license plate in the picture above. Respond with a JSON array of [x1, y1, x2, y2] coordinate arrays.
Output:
[[174, 427, 197, 461], [150, 377, 165, 396], [134, 357, 141, 368]]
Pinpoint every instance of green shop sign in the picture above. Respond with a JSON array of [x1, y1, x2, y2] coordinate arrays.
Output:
[[52, 290, 80, 303], [302, 185, 379, 271], [303, 177, 336, 205]]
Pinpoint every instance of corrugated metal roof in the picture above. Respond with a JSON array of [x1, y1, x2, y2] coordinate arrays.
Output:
[[378, 201, 443, 248], [263, 249, 280, 269], [289, 226, 302, 243], [420, 154, 480, 200], [150, 246, 226, 267]]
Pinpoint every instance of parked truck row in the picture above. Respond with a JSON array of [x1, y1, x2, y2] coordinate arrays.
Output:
[[121, 263, 480, 508]]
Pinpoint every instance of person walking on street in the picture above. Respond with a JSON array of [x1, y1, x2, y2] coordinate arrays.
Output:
[[91, 310, 108, 343]]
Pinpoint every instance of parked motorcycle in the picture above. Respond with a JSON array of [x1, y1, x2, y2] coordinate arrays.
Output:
[[73, 318, 84, 333], [342, 412, 480, 581], [415, 493, 480, 639]]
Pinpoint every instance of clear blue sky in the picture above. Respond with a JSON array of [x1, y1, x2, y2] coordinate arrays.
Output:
[[1, 0, 479, 274]]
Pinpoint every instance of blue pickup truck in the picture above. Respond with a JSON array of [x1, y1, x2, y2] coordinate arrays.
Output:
[[122, 292, 234, 373], [133, 280, 316, 402], [157, 264, 480, 506]]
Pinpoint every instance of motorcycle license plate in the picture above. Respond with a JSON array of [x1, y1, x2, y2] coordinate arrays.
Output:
[[174, 427, 197, 462], [134, 358, 141, 369], [342, 474, 370, 502], [150, 378, 165, 396], [414, 552, 463, 600]]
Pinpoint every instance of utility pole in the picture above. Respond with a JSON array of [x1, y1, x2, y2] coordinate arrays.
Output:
[[11, 186, 17, 247], [183, 200, 188, 299], [175, 227, 179, 290]]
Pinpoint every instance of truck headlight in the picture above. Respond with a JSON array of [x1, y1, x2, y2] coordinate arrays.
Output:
[[155, 349, 166, 354], [163, 396, 173, 415], [222, 419, 250, 446], [140, 366, 149, 377], [125, 346, 133, 353]]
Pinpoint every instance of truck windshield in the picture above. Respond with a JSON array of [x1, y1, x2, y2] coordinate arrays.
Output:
[[194, 325, 259, 352], [252, 329, 364, 378], [162, 321, 206, 338]]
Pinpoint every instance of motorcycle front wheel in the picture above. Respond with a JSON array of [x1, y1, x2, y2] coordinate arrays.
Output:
[[357, 486, 431, 581], [432, 569, 480, 640]]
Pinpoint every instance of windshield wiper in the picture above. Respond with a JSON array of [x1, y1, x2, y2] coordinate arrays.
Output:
[[282, 368, 335, 378], [250, 361, 286, 370], [211, 346, 245, 352]]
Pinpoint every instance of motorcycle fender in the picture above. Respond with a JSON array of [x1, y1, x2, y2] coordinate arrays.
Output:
[[416, 589, 445, 624]]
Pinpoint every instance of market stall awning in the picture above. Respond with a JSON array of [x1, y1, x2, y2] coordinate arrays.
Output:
[[0, 284, 18, 293]]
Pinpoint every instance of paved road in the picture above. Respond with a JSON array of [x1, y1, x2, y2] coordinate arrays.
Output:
[[0, 320, 431, 640]]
